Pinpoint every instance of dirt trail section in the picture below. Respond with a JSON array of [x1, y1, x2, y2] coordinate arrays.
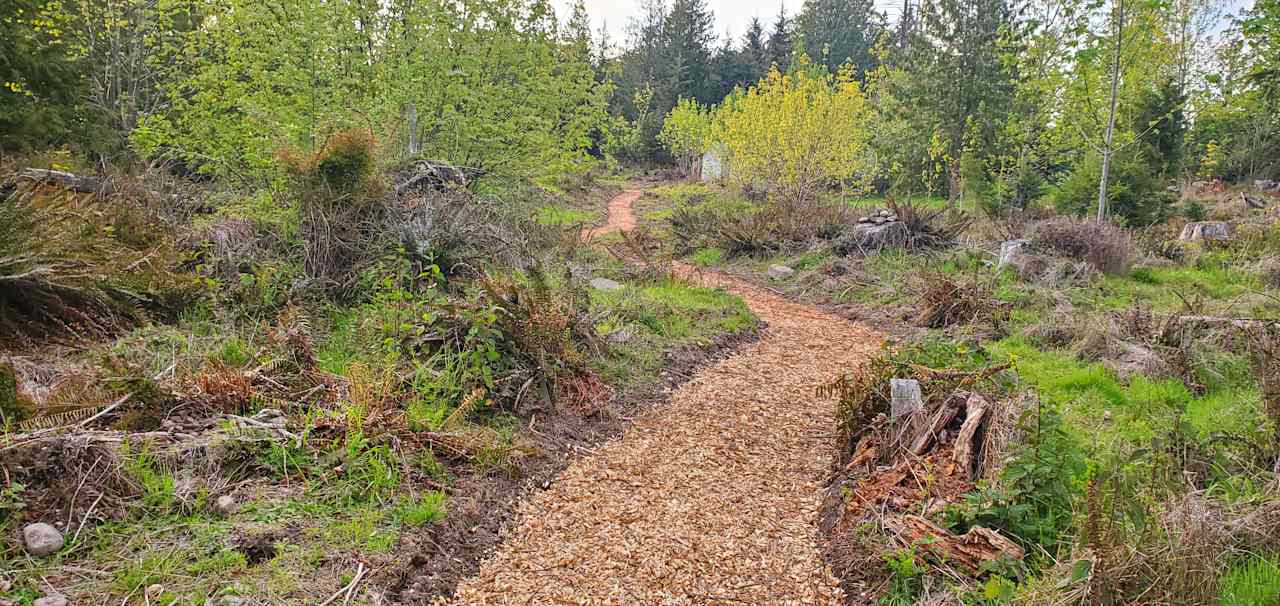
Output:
[[445, 190, 881, 605], [583, 189, 641, 239]]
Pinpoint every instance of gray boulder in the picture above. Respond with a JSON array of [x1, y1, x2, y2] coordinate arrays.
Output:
[[1179, 221, 1232, 243], [22, 523, 64, 556], [767, 264, 795, 279], [589, 277, 622, 292]]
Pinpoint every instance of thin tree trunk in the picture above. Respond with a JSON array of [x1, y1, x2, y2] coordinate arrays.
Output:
[[1097, 0, 1125, 223]]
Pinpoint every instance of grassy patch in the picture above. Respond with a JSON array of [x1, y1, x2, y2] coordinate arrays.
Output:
[[1220, 555, 1280, 606], [589, 278, 757, 387], [534, 205, 598, 227]]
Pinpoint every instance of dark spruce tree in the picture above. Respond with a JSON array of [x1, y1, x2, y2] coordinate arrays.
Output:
[[796, 0, 886, 76]]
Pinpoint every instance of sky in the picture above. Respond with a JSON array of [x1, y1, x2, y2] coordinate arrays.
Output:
[[553, 0, 1255, 48], [552, 1, 902, 46]]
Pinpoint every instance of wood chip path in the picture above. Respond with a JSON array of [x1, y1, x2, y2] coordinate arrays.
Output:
[[443, 189, 881, 605]]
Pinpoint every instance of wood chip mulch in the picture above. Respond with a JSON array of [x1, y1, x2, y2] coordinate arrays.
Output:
[[444, 190, 882, 604]]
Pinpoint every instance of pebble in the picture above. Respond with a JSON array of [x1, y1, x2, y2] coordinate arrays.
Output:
[[33, 595, 68, 606], [213, 495, 238, 516], [589, 277, 622, 291], [22, 523, 64, 556], [767, 264, 795, 279]]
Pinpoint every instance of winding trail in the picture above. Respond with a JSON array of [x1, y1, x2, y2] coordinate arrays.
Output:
[[445, 189, 881, 605]]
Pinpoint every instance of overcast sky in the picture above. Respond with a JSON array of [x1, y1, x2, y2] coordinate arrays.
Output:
[[553, 0, 1255, 47]]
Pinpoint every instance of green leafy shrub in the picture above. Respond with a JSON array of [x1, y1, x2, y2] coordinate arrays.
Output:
[[1049, 152, 1175, 226], [947, 401, 1086, 557]]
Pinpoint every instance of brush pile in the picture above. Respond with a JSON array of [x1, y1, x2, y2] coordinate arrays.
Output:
[[820, 351, 1025, 597]]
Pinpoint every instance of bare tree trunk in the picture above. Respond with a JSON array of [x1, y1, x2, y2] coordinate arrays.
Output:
[[1097, 0, 1126, 223], [406, 103, 419, 156]]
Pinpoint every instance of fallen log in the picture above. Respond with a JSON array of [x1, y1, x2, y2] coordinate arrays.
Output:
[[885, 514, 1024, 576], [18, 168, 110, 194]]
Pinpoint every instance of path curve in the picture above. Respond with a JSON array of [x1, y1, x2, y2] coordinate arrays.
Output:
[[444, 189, 880, 605]]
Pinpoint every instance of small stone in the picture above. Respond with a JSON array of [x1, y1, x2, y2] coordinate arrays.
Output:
[[220, 597, 245, 606], [213, 495, 237, 516], [588, 277, 623, 291], [33, 595, 68, 606], [767, 264, 795, 279], [146, 584, 164, 598], [820, 277, 840, 290], [22, 523, 64, 556]]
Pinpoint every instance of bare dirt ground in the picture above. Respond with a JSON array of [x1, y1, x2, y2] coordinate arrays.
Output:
[[443, 189, 882, 605], [583, 189, 641, 239]]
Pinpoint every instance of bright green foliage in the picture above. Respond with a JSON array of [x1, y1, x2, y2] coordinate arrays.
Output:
[[131, 0, 608, 183], [714, 61, 874, 203], [1049, 151, 1175, 226], [394, 491, 447, 526], [1220, 555, 1280, 606], [659, 98, 714, 175]]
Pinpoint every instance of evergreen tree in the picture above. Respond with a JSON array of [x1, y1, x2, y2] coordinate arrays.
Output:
[[0, 0, 83, 151], [797, 0, 885, 75], [663, 0, 717, 103], [767, 5, 793, 72], [743, 17, 769, 78]]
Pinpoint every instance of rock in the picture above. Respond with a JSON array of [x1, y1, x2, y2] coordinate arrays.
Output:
[[1178, 221, 1232, 243], [1255, 179, 1280, 192], [22, 523, 64, 556], [889, 379, 923, 419], [146, 584, 164, 598], [820, 277, 840, 290], [996, 239, 1030, 270], [605, 326, 635, 345], [834, 221, 911, 257], [33, 595, 67, 606], [766, 264, 795, 279], [588, 277, 622, 292], [213, 495, 237, 516]]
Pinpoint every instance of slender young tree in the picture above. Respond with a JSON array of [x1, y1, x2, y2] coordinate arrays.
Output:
[[767, 5, 793, 72]]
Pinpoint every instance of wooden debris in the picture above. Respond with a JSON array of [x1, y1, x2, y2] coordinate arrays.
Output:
[[885, 514, 1024, 576], [953, 393, 989, 480], [910, 401, 960, 455], [17, 168, 110, 194]]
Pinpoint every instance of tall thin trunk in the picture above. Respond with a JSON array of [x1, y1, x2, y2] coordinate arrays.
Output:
[[1097, 0, 1125, 223]]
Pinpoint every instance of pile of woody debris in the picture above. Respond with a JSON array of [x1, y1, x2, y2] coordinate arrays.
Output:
[[821, 356, 1027, 600]]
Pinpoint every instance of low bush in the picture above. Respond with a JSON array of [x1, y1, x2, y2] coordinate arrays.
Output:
[[1032, 217, 1133, 275], [1049, 151, 1176, 226], [280, 130, 386, 291]]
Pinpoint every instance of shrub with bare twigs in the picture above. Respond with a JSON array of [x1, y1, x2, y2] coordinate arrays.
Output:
[[1032, 217, 1133, 275]]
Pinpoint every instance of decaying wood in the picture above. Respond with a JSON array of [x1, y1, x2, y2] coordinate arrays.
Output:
[[17, 168, 110, 194], [910, 402, 960, 455], [885, 514, 1024, 576], [953, 393, 989, 480]]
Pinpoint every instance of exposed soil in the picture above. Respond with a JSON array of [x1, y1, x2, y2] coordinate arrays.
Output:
[[439, 190, 883, 604]]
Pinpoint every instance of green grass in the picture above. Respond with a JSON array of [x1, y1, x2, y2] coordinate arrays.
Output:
[[589, 278, 757, 387], [393, 491, 447, 526], [688, 247, 724, 267], [1220, 556, 1280, 606], [534, 205, 597, 226], [837, 193, 950, 210], [988, 337, 1265, 451], [1098, 254, 1269, 313]]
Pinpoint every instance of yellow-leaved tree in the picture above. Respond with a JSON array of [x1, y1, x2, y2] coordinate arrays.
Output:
[[714, 61, 874, 204], [659, 98, 714, 177]]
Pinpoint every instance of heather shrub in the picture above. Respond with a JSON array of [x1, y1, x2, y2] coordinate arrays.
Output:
[[1032, 217, 1133, 275]]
